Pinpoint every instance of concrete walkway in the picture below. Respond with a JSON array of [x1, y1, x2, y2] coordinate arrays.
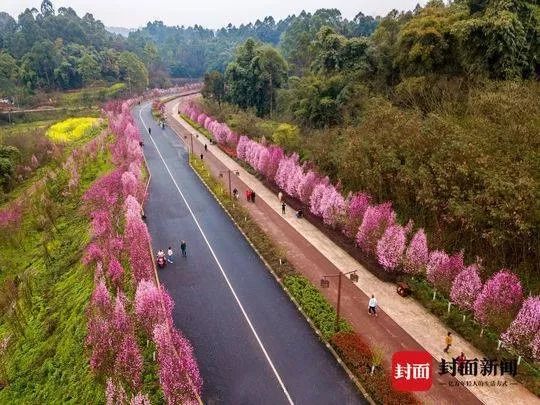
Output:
[[166, 97, 538, 405]]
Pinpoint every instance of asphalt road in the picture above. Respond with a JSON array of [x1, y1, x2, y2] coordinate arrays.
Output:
[[133, 102, 365, 405]]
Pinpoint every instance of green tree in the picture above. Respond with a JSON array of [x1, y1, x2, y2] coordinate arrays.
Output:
[[19, 40, 60, 89], [0, 52, 18, 98], [202, 71, 225, 104], [118, 51, 149, 93], [225, 38, 287, 116], [0, 145, 20, 191], [272, 123, 300, 151], [77, 52, 100, 85]]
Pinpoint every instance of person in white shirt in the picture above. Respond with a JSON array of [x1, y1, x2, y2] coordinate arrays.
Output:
[[157, 249, 165, 258], [368, 294, 378, 317]]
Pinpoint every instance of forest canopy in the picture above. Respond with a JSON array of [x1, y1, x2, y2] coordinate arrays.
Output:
[[201, 0, 540, 287]]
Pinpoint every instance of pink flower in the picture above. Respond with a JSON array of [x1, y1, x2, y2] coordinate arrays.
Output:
[[135, 280, 174, 335], [426, 250, 464, 294], [112, 294, 132, 335], [114, 333, 143, 390], [108, 257, 124, 286], [296, 170, 319, 205], [91, 210, 112, 239], [153, 323, 202, 404], [130, 393, 151, 405], [105, 378, 127, 405], [450, 265, 483, 311], [501, 296, 540, 359], [403, 229, 429, 273], [342, 192, 371, 239], [90, 278, 111, 314], [376, 224, 406, 271], [356, 202, 396, 255], [121, 171, 139, 198], [474, 269, 523, 331]]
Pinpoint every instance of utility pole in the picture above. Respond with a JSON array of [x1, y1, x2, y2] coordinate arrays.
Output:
[[321, 270, 359, 332]]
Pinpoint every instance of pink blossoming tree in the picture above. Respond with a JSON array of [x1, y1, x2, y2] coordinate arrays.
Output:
[[376, 224, 406, 271], [153, 323, 202, 404], [474, 269, 524, 332], [356, 202, 396, 255], [450, 265, 483, 311], [403, 229, 429, 274], [426, 250, 464, 294], [501, 296, 540, 358]]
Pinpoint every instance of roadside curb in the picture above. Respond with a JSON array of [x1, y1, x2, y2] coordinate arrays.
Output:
[[188, 157, 376, 405]]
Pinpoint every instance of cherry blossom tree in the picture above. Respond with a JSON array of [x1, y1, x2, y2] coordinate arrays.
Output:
[[135, 280, 174, 335], [376, 224, 406, 271], [450, 265, 483, 311], [275, 153, 300, 192], [501, 296, 540, 358], [153, 323, 202, 404], [342, 192, 371, 239], [114, 333, 143, 391], [402, 228, 429, 273], [108, 257, 125, 286], [121, 171, 139, 199], [105, 378, 127, 405], [474, 269, 524, 332], [531, 332, 540, 361], [426, 250, 464, 294], [236, 136, 249, 160], [356, 202, 396, 255], [296, 170, 319, 205]]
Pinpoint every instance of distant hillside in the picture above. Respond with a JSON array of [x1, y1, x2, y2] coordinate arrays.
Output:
[[106, 26, 136, 37]]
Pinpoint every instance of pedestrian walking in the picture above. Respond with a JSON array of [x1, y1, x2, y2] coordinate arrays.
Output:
[[204, 144, 208, 151], [457, 352, 466, 374], [200, 153, 203, 160], [180, 240, 187, 257], [251, 190, 256, 203], [278, 191, 283, 202], [245, 189, 251, 201], [232, 188, 239, 199], [368, 294, 378, 317], [281, 202, 286, 215], [167, 246, 174, 263], [148, 127, 152, 134], [443, 332, 453, 353]]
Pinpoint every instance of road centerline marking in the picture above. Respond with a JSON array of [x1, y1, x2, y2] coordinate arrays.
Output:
[[138, 104, 294, 405]]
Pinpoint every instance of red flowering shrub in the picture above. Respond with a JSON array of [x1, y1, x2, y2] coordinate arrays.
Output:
[[331, 332, 419, 405]]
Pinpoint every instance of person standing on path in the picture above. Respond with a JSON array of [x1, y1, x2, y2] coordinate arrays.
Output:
[[204, 144, 208, 151], [245, 189, 251, 201], [368, 294, 378, 317], [232, 188, 239, 199], [444, 332, 453, 353], [251, 190, 256, 203], [167, 246, 174, 263], [180, 240, 187, 257], [282, 202, 286, 215], [278, 191, 283, 202]]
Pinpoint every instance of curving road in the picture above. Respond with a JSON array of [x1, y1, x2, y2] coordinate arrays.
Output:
[[133, 101, 365, 405]]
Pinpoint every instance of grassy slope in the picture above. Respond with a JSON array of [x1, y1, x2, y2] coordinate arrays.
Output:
[[0, 143, 112, 403]]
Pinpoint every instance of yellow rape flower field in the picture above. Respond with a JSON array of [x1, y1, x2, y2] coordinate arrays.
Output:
[[46, 117, 99, 142]]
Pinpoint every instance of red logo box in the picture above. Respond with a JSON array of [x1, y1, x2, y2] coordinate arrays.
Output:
[[392, 351, 433, 391]]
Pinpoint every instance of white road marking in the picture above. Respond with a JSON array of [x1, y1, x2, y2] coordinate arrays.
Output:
[[138, 104, 294, 405]]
